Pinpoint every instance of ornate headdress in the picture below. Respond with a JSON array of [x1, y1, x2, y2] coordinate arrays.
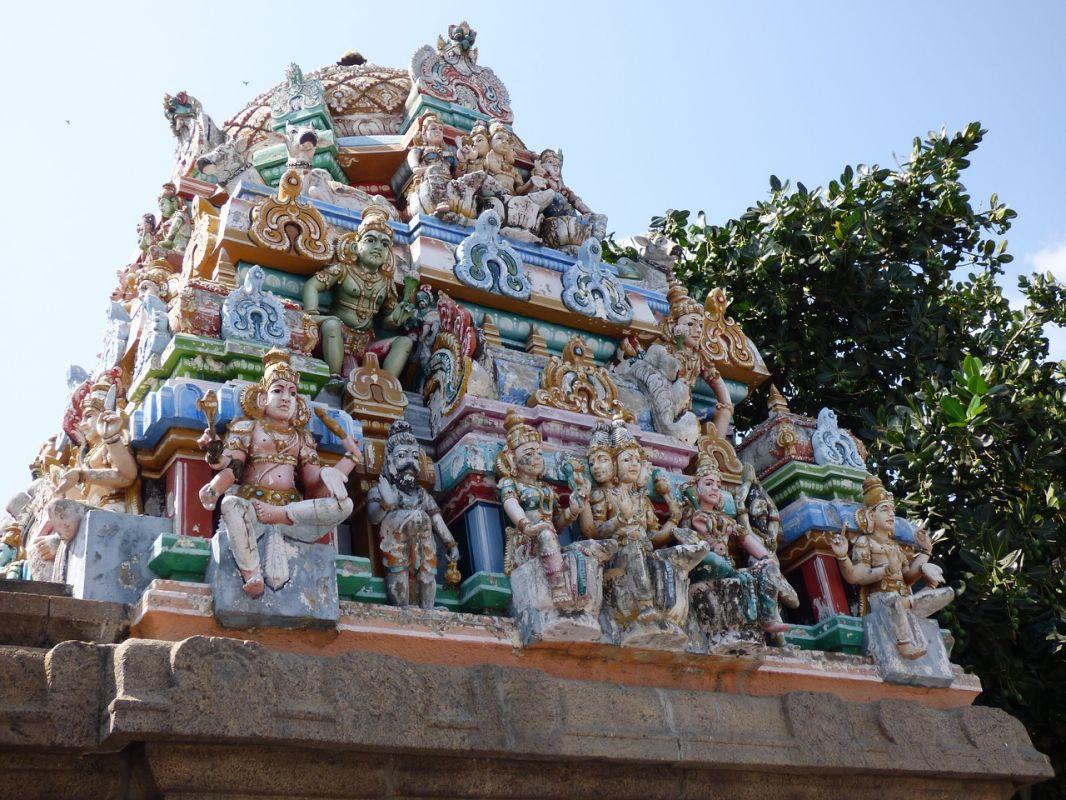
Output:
[[855, 475, 894, 534], [134, 264, 173, 303], [608, 416, 642, 456], [81, 370, 120, 415], [262, 348, 300, 388], [587, 420, 612, 457], [503, 408, 540, 452], [665, 272, 703, 323], [240, 349, 310, 426], [538, 148, 563, 166], [469, 121, 490, 142], [385, 418, 420, 455], [356, 205, 395, 242], [694, 452, 722, 481], [413, 113, 443, 147]]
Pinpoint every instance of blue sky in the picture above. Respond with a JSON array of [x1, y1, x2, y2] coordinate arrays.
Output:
[[0, 1, 1063, 495]]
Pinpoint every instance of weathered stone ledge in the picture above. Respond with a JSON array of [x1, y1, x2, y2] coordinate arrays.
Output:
[[0, 635, 1052, 799], [129, 580, 982, 709]]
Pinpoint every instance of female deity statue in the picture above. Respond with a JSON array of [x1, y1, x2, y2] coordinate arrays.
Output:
[[404, 113, 453, 218], [496, 410, 588, 605], [198, 349, 363, 597], [830, 476, 954, 659], [682, 456, 792, 634], [302, 206, 414, 379]]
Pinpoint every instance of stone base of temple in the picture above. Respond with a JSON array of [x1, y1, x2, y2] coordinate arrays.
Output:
[[127, 579, 987, 707], [0, 629, 1051, 800]]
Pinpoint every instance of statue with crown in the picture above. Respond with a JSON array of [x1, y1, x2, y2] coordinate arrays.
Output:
[[198, 349, 363, 626], [581, 417, 710, 649], [830, 474, 956, 683], [496, 410, 619, 645]]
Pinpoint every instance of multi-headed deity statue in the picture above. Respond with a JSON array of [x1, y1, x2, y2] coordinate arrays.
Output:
[[367, 419, 459, 610], [30, 372, 138, 583], [683, 455, 792, 635], [198, 349, 362, 597], [584, 417, 708, 648], [302, 206, 414, 380], [830, 476, 954, 659], [496, 410, 587, 605], [405, 113, 453, 218]]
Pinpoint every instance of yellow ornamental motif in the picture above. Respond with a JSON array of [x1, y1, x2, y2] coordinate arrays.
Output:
[[530, 336, 634, 422], [701, 287, 756, 370], [248, 169, 333, 261], [693, 421, 743, 484]]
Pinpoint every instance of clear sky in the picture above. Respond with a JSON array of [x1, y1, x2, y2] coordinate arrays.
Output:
[[0, 0, 1063, 496]]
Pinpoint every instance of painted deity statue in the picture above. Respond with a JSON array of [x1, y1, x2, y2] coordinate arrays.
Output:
[[496, 410, 587, 604], [405, 113, 453, 218], [136, 213, 160, 264], [198, 349, 362, 597], [479, 122, 553, 243], [613, 277, 706, 445], [30, 373, 139, 583], [0, 521, 23, 580], [682, 455, 792, 635], [497, 411, 616, 643], [831, 476, 954, 659], [736, 461, 799, 640], [584, 418, 708, 649], [302, 206, 414, 380], [367, 419, 459, 610], [527, 148, 607, 253], [155, 182, 190, 255]]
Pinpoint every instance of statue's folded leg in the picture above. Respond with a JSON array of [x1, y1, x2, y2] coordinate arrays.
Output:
[[282, 496, 355, 542], [908, 586, 954, 619]]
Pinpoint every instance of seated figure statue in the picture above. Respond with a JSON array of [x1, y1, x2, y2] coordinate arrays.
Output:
[[404, 113, 453, 218], [302, 206, 414, 381], [198, 349, 362, 597], [583, 418, 708, 649], [683, 456, 793, 645], [30, 372, 138, 583], [831, 476, 954, 660], [497, 410, 616, 644], [367, 419, 459, 610]]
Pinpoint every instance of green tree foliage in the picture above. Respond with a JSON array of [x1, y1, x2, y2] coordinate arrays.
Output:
[[622, 123, 1066, 795]]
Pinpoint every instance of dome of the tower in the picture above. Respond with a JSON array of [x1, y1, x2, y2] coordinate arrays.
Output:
[[223, 61, 411, 148]]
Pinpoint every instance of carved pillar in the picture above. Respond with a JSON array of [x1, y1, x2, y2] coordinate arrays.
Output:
[[793, 552, 850, 621], [463, 502, 505, 574], [164, 456, 215, 538]]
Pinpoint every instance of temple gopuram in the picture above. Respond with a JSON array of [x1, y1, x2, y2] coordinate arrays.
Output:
[[0, 22, 1051, 799]]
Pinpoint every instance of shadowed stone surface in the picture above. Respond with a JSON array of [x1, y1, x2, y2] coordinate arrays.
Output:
[[865, 593, 955, 687], [0, 589, 126, 647], [0, 633, 1051, 798], [66, 509, 173, 605], [207, 524, 339, 629]]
